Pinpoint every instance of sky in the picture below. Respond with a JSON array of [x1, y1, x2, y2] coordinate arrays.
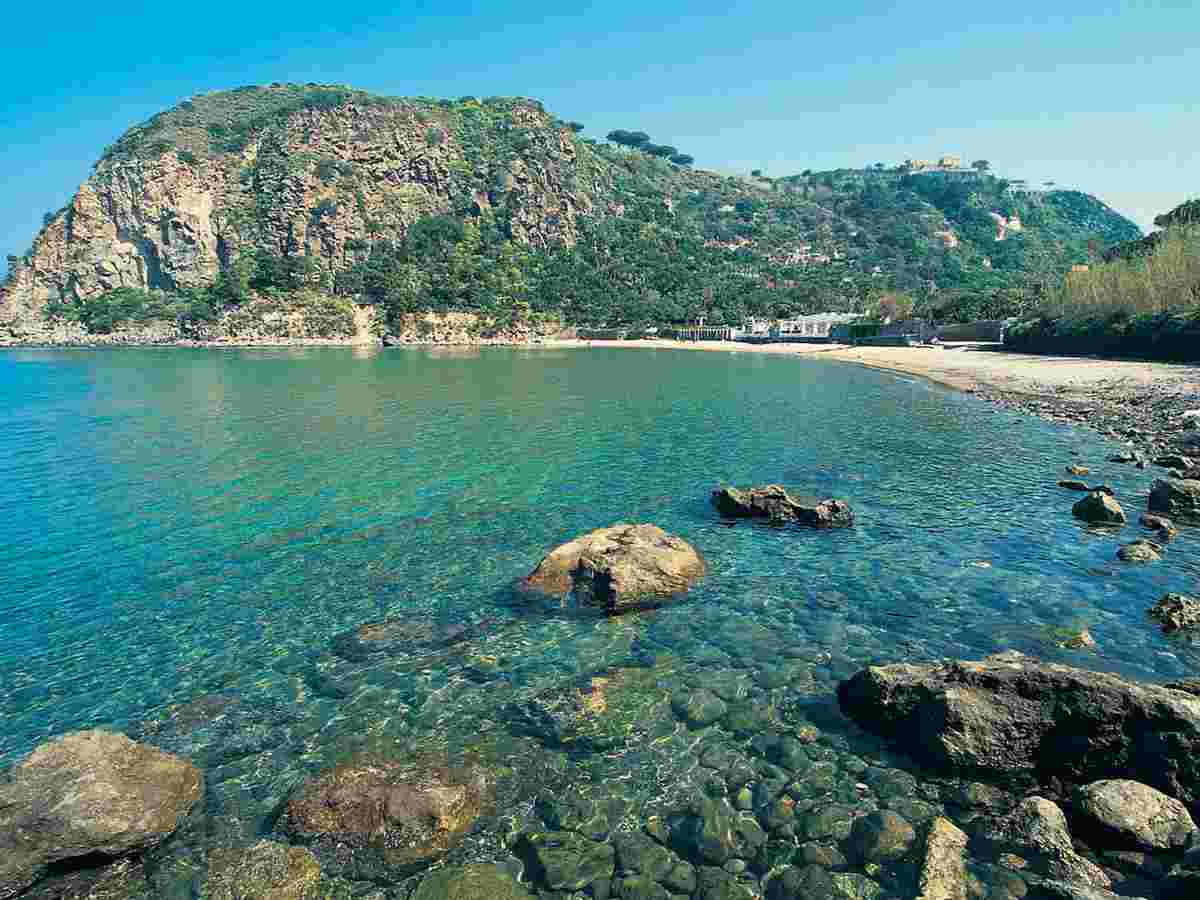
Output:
[[1, 0, 1196, 273]]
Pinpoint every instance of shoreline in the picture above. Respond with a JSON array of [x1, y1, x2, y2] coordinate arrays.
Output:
[[8, 336, 1200, 451]]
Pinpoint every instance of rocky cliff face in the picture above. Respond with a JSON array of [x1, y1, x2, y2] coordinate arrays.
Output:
[[1, 84, 1143, 341], [1, 86, 599, 336]]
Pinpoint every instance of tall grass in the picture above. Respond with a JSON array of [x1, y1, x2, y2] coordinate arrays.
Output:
[[1041, 225, 1200, 319], [1005, 222, 1200, 360]]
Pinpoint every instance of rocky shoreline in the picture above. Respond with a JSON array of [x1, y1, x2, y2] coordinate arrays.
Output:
[[5, 491, 1200, 900]]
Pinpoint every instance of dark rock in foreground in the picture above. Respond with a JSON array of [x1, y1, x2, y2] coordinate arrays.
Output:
[[711, 485, 854, 528], [1072, 492, 1126, 524], [1149, 593, 1200, 633], [836, 653, 1200, 811], [520, 523, 706, 613], [1149, 478, 1200, 520], [0, 730, 202, 900]]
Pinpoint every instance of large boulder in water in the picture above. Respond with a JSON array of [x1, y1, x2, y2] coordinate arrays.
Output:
[[280, 757, 491, 875], [711, 485, 854, 528], [1072, 779, 1197, 851], [520, 523, 706, 613], [1072, 492, 1126, 524], [836, 653, 1200, 810], [0, 730, 203, 899], [1149, 478, 1200, 520]]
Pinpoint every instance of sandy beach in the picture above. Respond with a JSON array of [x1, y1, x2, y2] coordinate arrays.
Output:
[[545, 338, 1200, 398]]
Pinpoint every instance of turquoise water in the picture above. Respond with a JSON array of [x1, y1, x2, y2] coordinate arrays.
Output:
[[2, 346, 1197, 881]]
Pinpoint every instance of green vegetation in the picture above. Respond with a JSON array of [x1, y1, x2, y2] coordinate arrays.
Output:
[[43, 287, 216, 335], [1006, 201, 1200, 360], [25, 84, 1143, 338]]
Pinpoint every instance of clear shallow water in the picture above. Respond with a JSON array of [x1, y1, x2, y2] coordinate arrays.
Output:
[[2, 346, 1198, 877]]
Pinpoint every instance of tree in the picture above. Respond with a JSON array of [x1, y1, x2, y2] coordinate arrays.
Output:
[[566, 121, 584, 133], [875, 291, 915, 323], [669, 154, 694, 167], [801, 169, 814, 177], [751, 169, 763, 178], [646, 144, 677, 158], [972, 159, 991, 173], [606, 130, 651, 149]]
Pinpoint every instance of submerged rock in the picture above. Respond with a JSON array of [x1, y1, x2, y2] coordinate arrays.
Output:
[[1073, 780, 1197, 851], [670, 796, 767, 865], [848, 810, 916, 863], [916, 817, 969, 900], [505, 663, 672, 752], [1117, 539, 1163, 563], [331, 616, 478, 662], [520, 523, 706, 613], [836, 653, 1200, 807], [1155, 455, 1195, 472], [411, 864, 534, 900], [1072, 492, 1126, 525], [0, 730, 202, 900], [202, 841, 349, 900], [1149, 593, 1200, 633], [281, 757, 491, 874], [513, 831, 615, 892], [1140, 513, 1178, 540], [711, 485, 854, 528], [1149, 478, 1200, 520]]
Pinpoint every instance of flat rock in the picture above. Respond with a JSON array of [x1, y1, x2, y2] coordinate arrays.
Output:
[[1066, 465, 1091, 476], [1117, 539, 1162, 563], [0, 730, 202, 900], [1149, 593, 1200, 633], [711, 485, 854, 528], [836, 653, 1200, 808], [281, 757, 491, 873], [1149, 478, 1200, 521], [520, 523, 706, 613], [1072, 492, 1126, 525], [1073, 779, 1197, 850], [915, 817, 969, 900], [1058, 480, 1090, 491]]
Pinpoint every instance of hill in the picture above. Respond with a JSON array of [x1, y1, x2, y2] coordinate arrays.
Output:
[[0, 84, 1142, 341]]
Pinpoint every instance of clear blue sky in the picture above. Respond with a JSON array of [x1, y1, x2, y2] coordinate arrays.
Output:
[[2, 0, 1196, 272]]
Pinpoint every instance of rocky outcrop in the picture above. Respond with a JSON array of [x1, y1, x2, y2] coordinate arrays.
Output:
[[519, 523, 706, 613], [710, 485, 854, 528], [1149, 479, 1200, 520], [1073, 780, 1197, 851], [0, 730, 202, 899], [836, 653, 1200, 810], [1148, 593, 1200, 632], [1072, 492, 1126, 524], [281, 758, 491, 872]]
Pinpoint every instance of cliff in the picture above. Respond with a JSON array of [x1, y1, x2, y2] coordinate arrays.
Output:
[[0, 84, 1143, 341]]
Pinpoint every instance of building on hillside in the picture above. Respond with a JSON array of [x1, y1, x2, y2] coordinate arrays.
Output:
[[938, 154, 963, 169]]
